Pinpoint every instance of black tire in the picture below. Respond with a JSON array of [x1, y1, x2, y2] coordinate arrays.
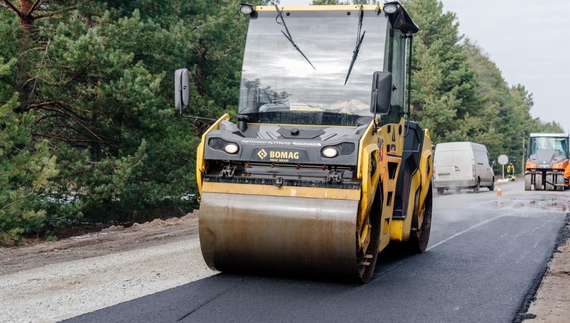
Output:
[[473, 180, 480, 193], [356, 185, 382, 284], [437, 188, 445, 195], [488, 180, 495, 192], [402, 186, 433, 254]]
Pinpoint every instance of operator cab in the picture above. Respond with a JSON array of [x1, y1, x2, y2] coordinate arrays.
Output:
[[236, 3, 416, 127]]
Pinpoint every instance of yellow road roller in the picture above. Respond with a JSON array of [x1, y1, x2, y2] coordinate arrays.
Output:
[[175, 2, 433, 283]]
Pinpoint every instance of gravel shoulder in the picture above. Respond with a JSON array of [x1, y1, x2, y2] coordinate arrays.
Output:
[[1, 212, 217, 323], [1, 211, 569, 323]]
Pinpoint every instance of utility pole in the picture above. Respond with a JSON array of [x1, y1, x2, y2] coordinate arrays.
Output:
[[522, 135, 525, 175], [498, 154, 508, 179]]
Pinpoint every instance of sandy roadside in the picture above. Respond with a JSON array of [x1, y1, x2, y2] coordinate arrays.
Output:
[[1, 214, 216, 323]]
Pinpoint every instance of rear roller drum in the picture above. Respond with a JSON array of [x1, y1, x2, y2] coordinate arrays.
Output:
[[402, 186, 433, 254]]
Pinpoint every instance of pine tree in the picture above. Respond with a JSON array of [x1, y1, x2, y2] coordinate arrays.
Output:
[[0, 58, 59, 244], [402, 0, 478, 144]]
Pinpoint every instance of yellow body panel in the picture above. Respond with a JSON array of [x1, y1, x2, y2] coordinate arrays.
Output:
[[389, 127, 433, 242], [246, 122, 356, 129], [202, 182, 360, 200], [195, 114, 230, 195], [357, 121, 381, 228], [378, 120, 405, 250]]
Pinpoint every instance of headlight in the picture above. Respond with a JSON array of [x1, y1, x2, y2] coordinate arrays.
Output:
[[240, 4, 253, 15], [224, 143, 239, 154], [525, 161, 537, 169], [322, 147, 339, 158], [383, 4, 398, 14], [552, 162, 566, 170]]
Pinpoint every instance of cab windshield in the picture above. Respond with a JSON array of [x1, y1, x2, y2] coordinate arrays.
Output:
[[529, 136, 569, 157], [238, 8, 388, 116]]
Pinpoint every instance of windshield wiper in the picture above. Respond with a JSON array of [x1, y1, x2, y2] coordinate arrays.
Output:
[[344, 6, 365, 85], [275, 5, 315, 70]]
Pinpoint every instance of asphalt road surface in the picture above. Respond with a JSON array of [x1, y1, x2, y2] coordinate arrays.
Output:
[[62, 180, 569, 323]]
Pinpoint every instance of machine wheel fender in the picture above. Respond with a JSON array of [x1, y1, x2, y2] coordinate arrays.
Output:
[[196, 114, 230, 195], [358, 143, 381, 230], [416, 140, 433, 223]]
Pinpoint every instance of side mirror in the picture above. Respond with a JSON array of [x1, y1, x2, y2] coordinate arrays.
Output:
[[370, 71, 392, 114], [174, 68, 190, 110]]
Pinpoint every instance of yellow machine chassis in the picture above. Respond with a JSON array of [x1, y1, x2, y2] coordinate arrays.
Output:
[[196, 117, 433, 279]]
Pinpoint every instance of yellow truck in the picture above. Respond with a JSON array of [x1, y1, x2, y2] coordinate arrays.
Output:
[[175, 2, 434, 283]]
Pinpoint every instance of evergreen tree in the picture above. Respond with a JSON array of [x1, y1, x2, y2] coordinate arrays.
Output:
[[402, 0, 477, 144], [535, 120, 564, 133], [0, 58, 59, 245], [0, 0, 249, 237], [462, 39, 505, 161]]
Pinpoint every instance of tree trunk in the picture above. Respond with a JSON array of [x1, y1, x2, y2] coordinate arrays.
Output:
[[14, 0, 35, 112]]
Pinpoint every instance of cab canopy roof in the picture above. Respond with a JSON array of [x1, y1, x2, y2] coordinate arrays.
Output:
[[252, 1, 419, 35], [529, 133, 569, 137]]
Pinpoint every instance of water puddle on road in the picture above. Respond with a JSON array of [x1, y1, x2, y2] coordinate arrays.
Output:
[[493, 196, 570, 212]]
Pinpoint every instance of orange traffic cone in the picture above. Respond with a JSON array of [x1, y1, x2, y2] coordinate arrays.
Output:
[[497, 183, 502, 196]]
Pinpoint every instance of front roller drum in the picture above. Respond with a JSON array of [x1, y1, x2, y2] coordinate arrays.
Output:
[[546, 173, 554, 191], [535, 173, 544, 190], [199, 192, 363, 280], [524, 173, 532, 191], [555, 173, 566, 191]]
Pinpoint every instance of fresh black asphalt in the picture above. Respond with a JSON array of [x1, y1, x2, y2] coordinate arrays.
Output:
[[62, 182, 569, 323]]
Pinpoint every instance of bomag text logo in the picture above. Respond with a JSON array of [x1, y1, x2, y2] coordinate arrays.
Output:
[[257, 149, 268, 159], [270, 151, 299, 160], [257, 149, 301, 162]]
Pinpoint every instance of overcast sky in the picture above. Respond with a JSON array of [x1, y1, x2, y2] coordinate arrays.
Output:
[[277, 0, 570, 133]]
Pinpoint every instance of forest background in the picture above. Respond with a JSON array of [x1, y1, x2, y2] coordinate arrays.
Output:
[[0, 0, 563, 244]]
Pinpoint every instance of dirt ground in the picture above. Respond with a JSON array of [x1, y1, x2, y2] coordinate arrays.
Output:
[[1, 213, 200, 276], [1, 211, 569, 323]]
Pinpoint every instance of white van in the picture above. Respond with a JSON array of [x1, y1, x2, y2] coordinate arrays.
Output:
[[433, 142, 495, 194]]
